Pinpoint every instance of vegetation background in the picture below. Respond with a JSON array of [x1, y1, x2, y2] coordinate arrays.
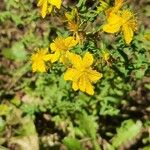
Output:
[[0, 0, 150, 149]]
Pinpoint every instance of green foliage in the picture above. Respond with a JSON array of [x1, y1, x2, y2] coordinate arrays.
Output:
[[2, 42, 27, 61], [77, 113, 98, 140], [111, 120, 142, 148], [15, 117, 37, 136], [144, 145, 150, 150], [63, 137, 83, 150], [0, 104, 11, 116], [77, 113, 101, 150], [0, 118, 5, 133]]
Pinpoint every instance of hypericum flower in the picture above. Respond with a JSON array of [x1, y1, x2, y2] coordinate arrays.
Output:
[[50, 36, 78, 63], [37, 0, 62, 18], [103, 10, 137, 44], [31, 48, 51, 72], [64, 52, 102, 95]]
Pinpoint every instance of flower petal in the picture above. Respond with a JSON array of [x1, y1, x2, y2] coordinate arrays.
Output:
[[103, 13, 122, 33], [50, 51, 60, 63], [122, 24, 133, 44], [114, 0, 124, 12], [48, 5, 53, 13], [43, 54, 51, 61], [37, 0, 44, 6], [103, 23, 121, 33], [87, 69, 103, 82], [67, 52, 82, 69], [85, 80, 94, 95], [72, 82, 79, 91], [41, 0, 47, 18], [64, 68, 78, 81], [59, 55, 66, 64], [83, 52, 93, 67], [65, 37, 78, 48], [32, 61, 46, 72], [105, 0, 123, 17], [48, 0, 61, 9], [78, 75, 86, 92], [50, 43, 60, 52]]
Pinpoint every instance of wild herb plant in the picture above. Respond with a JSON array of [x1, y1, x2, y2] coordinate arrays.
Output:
[[0, 0, 150, 149]]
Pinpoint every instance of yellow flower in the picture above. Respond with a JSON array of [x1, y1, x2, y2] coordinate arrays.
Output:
[[103, 10, 137, 44], [102, 51, 110, 62], [64, 52, 103, 95], [37, 0, 62, 18], [31, 48, 51, 72], [50, 36, 78, 63]]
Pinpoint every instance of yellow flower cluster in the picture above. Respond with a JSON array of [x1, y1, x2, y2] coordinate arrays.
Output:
[[36, 0, 137, 45], [103, 0, 137, 44], [31, 36, 102, 95], [37, 0, 62, 18], [32, 36, 77, 72], [33, 0, 138, 95]]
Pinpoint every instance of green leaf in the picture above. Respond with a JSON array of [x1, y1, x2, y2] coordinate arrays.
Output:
[[144, 145, 150, 150], [4, 0, 18, 10], [78, 113, 101, 150], [0, 11, 11, 22], [135, 67, 147, 79], [63, 137, 83, 150], [78, 113, 97, 139], [17, 117, 37, 136], [11, 98, 21, 107], [97, 0, 109, 13], [106, 143, 115, 150], [77, 0, 87, 7], [0, 146, 9, 150], [2, 42, 27, 61], [11, 42, 27, 61], [11, 15, 23, 25], [100, 101, 120, 116], [0, 117, 6, 132], [144, 84, 150, 90], [112, 120, 142, 148]]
